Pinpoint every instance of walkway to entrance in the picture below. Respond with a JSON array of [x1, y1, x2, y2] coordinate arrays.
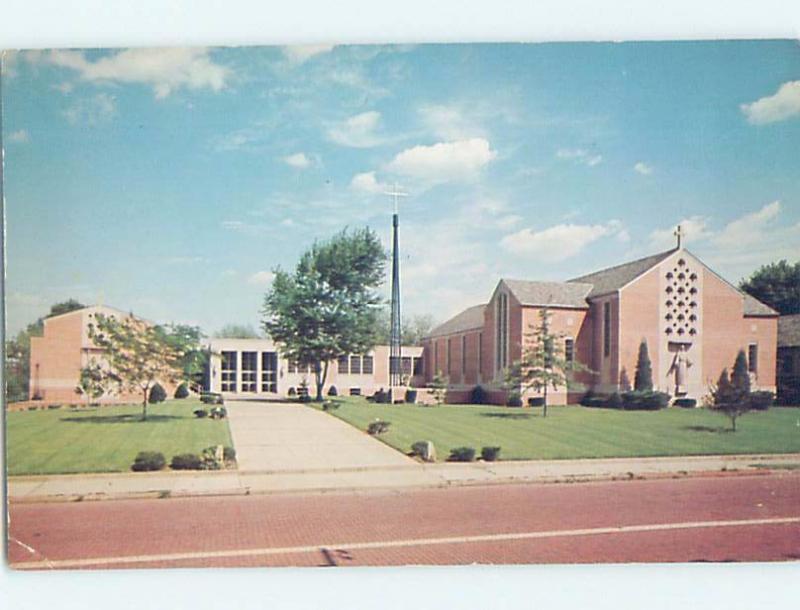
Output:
[[226, 400, 417, 472]]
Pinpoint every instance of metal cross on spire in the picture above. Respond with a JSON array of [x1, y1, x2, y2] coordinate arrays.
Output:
[[674, 224, 683, 249], [384, 182, 408, 390]]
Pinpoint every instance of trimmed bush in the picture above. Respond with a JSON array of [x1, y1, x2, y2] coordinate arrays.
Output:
[[749, 391, 774, 411], [373, 389, 390, 404], [449, 446, 476, 462], [148, 383, 167, 404], [210, 406, 227, 419], [506, 392, 523, 407], [367, 420, 391, 435], [288, 387, 297, 397], [194, 409, 208, 418], [481, 446, 501, 462], [170, 453, 203, 470], [48, 404, 62, 410], [528, 397, 545, 407], [470, 385, 488, 405], [322, 400, 339, 411], [174, 383, 190, 399], [200, 392, 223, 405], [201, 446, 223, 470], [607, 392, 624, 409], [405, 389, 418, 404], [223, 446, 236, 462], [673, 398, 697, 408], [621, 390, 670, 410], [411, 441, 429, 457], [328, 385, 338, 397], [132, 451, 166, 472]]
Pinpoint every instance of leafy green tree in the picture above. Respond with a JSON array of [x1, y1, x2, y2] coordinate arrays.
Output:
[[739, 260, 800, 315], [514, 308, 591, 417], [710, 367, 750, 432], [731, 349, 751, 396], [4, 299, 85, 402], [88, 313, 184, 420], [214, 324, 261, 339], [262, 227, 387, 401], [634, 340, 653, 392], [161, 324, 207, 386], [372, 309, 436, 345], [428, 370, 449, 405], [75, 360, 108, 407]]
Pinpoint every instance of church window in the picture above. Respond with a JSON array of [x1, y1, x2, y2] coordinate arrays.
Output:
[[496, 293, 509, 371], [338, 355, 349, 374], [350, 355, 361, 374], [748, 344, 758, 374], [461, 335, 467, 376], [363, 355, 374, 375], [603, 302, 611, 358], [565, 338, 575, 364]]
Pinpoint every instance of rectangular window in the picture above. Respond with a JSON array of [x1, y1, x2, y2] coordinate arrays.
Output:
[[447, 338, 453, 375], [496, 293, 508, 371], [350, 355, 362, 375], [337, 355, 349, 375], [221, 351, 237, 392], [287, 361, 297, 374], [241, 351, 257, 392], [565, 338, 575, 364], [603, 302, 611, 358], [478, 332, 483, 378], [748, 344, 758, 374], [261, 352, 277, 392], [362, 355, 374, 375], [413, 356, 423, 376], [461, 335, 467, 376], [401, 356, 412, 376]]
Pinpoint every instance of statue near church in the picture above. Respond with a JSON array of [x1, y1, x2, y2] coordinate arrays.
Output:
[[669, 344, 692, 395]]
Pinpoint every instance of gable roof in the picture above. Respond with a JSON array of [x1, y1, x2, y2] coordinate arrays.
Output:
[[427, 304, 486, 338], [568, 248, 677, 298], [743, 293, 779, 317], [500, 279, 593, 309], [778, 314, 800, 347]]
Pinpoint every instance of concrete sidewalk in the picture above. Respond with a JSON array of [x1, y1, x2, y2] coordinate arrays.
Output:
[[8, 453, 800, 503]]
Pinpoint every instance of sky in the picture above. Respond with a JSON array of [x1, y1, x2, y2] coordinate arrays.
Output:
[[2, 41, 799, 337]]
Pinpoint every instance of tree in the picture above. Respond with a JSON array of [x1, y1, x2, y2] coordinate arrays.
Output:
[[162, 324, 207, 386], [514, 308, 591, 417], [731, 349, 751, 396], [634, 340, 653, 392], [262, 227, 387, 401], [372, 309, 436, 345], [5, 299, 85, 402], [214, 324, 261, 339], [739, 260, 800, 315], [428, 370, 448, 405], [710, 367, 750, 432], [619, 367, 632, 392], [75, 360, 107, 407], [88, 313, 184, 421]]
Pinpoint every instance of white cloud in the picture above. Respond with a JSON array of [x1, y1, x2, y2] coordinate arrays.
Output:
[[713, 200, 781, 248], [45, 48, 230, 99], [500, 222, 621, 262], [386, 138, 497, 182], [649, 216, 712, 250], [634, 162, 653, 175], [284, 152, 311, 168], [741, 81, 800, 125], [281, 45, 335, 64], [63, 93, 116, 125], [8, 129, 29, 143], [418, 104, 484, 140], [350, 171, 388, 194], [327, 111, 384, 148], [555, 148, 602, 167], [221, 220, 246, 231], [53, 82, 74, 94], [247, 270, 275, 286]]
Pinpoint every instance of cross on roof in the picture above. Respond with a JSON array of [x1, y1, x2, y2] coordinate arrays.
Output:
[[674, 224, 683, 249]]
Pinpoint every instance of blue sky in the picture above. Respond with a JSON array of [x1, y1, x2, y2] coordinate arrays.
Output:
[[2, 41, 799, 336]]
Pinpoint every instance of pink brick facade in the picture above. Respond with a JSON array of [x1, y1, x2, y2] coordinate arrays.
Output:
[[422, 248, 778, 406]]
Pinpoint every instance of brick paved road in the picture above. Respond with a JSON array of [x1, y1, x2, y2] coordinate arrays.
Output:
[[8, 473, 800, 569]]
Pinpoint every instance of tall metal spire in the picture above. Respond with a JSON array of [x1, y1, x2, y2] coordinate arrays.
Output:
[[384, 182, 407, 388]]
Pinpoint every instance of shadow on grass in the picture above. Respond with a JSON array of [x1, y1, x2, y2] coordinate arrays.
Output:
[[682, 425, 732, 434], [60, 414, 184, 424], [481, 412, 535, 420]]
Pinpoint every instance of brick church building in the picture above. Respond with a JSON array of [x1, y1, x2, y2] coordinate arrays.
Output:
[[421, 245, 778, 405]]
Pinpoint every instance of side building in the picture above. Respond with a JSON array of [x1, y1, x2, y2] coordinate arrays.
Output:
[[205, 338, 424, 399], [422, 247, 778, 405], [777, 314, 800, 404]]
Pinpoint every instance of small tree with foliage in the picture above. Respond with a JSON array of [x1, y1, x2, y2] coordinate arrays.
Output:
[[262, 228, 386, 401], [428, 370, 448, 405], [619, 367, 632, 392], [88, 313, 184, 421], [731, 349, 751, 396], [710, 367, 750, 432], [515, 308, 592, 417], [739, 259, 800, 315], [634, 340, 653, 392], [75, 360, 107, 407]]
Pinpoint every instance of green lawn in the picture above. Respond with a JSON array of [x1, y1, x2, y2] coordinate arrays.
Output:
[[314, 397, 800, 461], [6, 399, 233, 475]]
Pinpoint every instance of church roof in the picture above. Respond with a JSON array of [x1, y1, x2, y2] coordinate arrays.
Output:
[[501, 279, 593, 308], [778, 314, 800, 347], [742, 293, 778, 317], [568, 248, 677, 298], [427, 304, 486, 338]]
